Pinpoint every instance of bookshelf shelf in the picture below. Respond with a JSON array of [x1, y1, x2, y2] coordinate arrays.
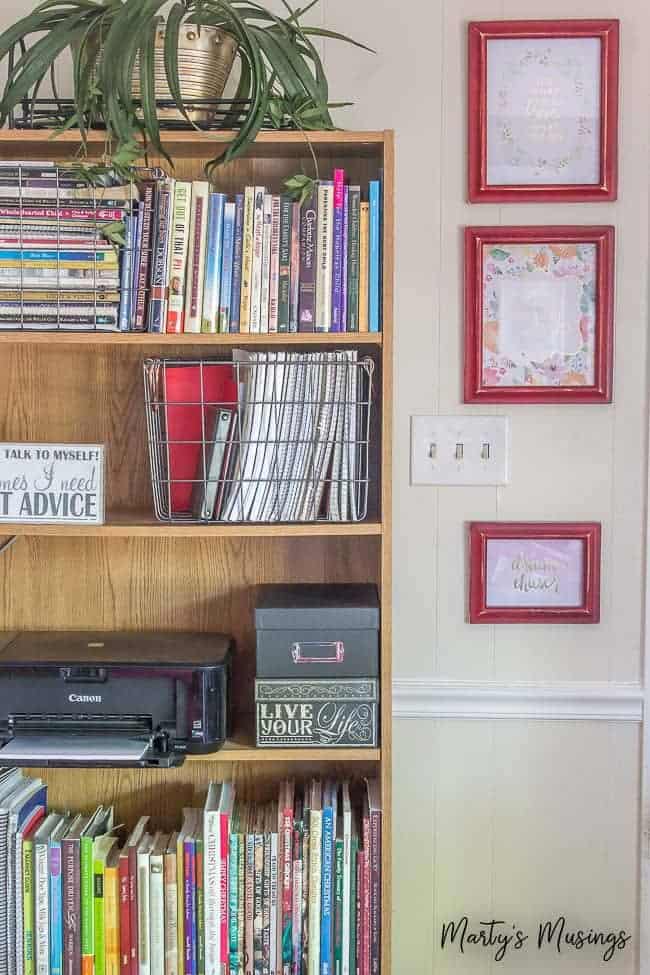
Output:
[[188, 741, 381, 763], [0, 126, 393, 972], [0, 331, 382, 347], [0, 516, 383, 538]]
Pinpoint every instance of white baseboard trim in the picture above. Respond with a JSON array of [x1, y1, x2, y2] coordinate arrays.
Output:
[[393, 680, 644, 721]]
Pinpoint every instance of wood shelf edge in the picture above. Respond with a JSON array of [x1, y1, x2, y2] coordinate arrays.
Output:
[[0, 518, 383, 538], [0, 331, 382, 346], [188, 745, 381, 763]]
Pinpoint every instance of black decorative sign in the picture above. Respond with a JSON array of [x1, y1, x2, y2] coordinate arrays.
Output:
[[255, 679, 379, 747]]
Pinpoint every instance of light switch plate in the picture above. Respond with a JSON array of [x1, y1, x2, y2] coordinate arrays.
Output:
[[411, 415, 510, 486]]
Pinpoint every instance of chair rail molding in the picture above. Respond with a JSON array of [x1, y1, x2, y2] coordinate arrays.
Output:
[[393, 679, 644, 721]]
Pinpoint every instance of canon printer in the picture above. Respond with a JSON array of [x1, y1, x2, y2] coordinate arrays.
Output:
[[0, 631, 233, 767]]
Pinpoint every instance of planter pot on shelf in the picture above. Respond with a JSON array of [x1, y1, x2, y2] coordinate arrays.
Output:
[[131, 25, 238, 122]]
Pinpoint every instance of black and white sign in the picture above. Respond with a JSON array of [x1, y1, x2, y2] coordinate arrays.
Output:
[[0, 443, 105, 525]]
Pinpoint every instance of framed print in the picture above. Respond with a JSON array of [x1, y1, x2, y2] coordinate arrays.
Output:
[[464, 225, 614, 403], [469, 522, 601, 624], [468, 19, 619, 202]]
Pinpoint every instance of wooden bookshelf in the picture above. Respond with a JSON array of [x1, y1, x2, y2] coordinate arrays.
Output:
[[0, 128, 393, 972]]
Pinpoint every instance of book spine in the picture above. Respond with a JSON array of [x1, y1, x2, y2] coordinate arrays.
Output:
[[333, 842, 344, 975], [315, 183, 334, 332], [203, 811, 220, 975], [354, 856, 361, 975], [183, 841, 195, 975], [298, 188, 317, 333], [262, 836, 271, 975], [166, 181, 192, 333], [150, 857, 165, 975], [348, 841, 358, 975], [218, 202, 236, 334], [320, 808, 333, 975], [50, 845, 63, 975], [138, 850, 151, 975], [35, 842, 50, 975], [307, 813, 322, 975], [301, 820, 310, 975], [80, 838, 94, 975], [288, 203, 301, 333], [345, 190, 361, 333], [236, 837, 245, 975], [229, 193, 245, 333], [358, 203, 369, 334], [268, 195, 281, 334], [368, 813, 380, 975], [219, 814, 230, 974], [118, 214, 135, 332], [239, 186, 255, 333], [291, 853, 302, 975], [128, 847, 139, 975], [184, 183, 210, 334], [133, 181, 155, 331], [259, 193, 273, 334], [277, 196, 292, 333], [244, 837, 254, 975], [164, 852, 178, 975], [24, 839, 36, 975], [368, 182, 381, 334], [195, 841, 205, 975], [93, 861, 106, 975], [341, 187, 349, 332], [0, 205, 127, 221], [361, 844, 370, 975], [228, 835, 239, 975], [129, 203, 143, 327], [249, 188, 265, 333], [269, 834, 278, 975], [105, 868, 120, 975], [331, 169, 345, 332], [253, 837, 264, 975], [62, 840, 80, 975], [201, 193, 225, 334], [176, 838, 184, 975], [118, 857, 130, 975], [281, 808, 293, 975], [147, 179, 174, 333]]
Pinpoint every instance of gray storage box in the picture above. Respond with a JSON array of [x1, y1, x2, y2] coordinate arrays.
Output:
[[255, 678, 378, 747], [255, 584, 380, 680]]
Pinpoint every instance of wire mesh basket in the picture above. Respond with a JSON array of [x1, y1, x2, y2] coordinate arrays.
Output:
[[143, 352, 375, 524], [0, 162, 150, 332]]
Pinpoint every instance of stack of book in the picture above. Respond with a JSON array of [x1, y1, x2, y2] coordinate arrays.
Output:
[[0, 769, 382, 975], [0, 162, 134, 332], [133, 170, 382, 335]]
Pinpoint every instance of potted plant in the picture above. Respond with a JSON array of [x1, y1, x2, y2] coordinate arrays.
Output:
[[0, 0, 370, 173]]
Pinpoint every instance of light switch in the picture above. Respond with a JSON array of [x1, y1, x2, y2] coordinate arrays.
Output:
[[411, 415, 510, 486]]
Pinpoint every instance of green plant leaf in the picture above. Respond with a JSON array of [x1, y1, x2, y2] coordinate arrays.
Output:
[[164, 2, 195, 126], [139, 14, 167, 160], [301, 26, 375, 53], [489, 248, 510, 261]]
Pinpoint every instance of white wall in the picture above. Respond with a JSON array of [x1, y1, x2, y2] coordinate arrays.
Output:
[[0, 1, 647, 972], [319, 0, 649, 971]]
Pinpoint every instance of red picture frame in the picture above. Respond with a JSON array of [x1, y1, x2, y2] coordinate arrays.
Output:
[[464, 225, 615, 404], [469, 522, 601, 624], [468, 19, 619, 203]]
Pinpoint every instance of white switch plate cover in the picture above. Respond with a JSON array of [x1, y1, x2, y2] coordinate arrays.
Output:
[[411, 415, 510, 486]]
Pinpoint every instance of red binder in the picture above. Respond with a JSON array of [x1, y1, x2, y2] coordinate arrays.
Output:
[[162, 363, 238, 513]]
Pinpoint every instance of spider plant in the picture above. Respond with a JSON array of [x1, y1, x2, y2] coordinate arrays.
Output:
[[0, 0, 371, 174]]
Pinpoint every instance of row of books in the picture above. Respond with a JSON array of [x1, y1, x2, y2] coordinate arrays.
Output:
[[0, 162, 136, 331], [125, 171, 382, 336], [0, 769, 381, 975], [146, 352, 370, 523]]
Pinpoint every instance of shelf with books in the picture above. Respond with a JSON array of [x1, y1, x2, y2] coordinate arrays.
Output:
[[0, 515, 384, 537]]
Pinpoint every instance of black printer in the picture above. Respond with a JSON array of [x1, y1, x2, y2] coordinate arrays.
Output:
[[0, 631, 233, 767]]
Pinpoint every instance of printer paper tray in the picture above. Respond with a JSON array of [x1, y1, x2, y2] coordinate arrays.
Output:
[[0, 734, 185, 768]]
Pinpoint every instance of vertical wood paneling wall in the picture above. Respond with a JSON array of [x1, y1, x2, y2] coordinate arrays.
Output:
[[1, 0, 649, 971]]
